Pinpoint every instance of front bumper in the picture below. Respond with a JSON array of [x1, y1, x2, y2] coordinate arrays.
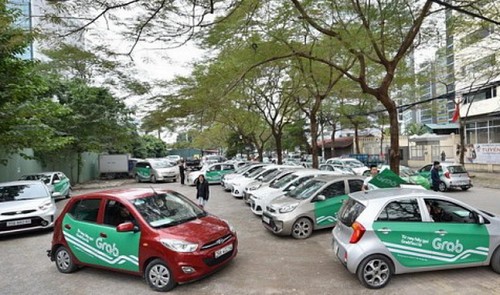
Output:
[[261, 211, 295, 236], [0, 207, 56, 236], [250, 197, 263, 215], [231, 185, 244, 198]]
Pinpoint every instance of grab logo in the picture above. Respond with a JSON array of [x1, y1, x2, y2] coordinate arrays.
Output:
[[432, 238, 463, 253], [96, 237, 120, 257]]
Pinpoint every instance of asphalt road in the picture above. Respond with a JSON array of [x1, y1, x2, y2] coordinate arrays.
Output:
[[2, 182, 500, 295]]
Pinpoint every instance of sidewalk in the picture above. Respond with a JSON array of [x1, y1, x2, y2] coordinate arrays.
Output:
[[72, 178, 135, 190], [469, 172, 500, 189]]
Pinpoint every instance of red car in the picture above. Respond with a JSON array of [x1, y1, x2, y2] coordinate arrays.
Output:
[[47, 188, 237, 292]]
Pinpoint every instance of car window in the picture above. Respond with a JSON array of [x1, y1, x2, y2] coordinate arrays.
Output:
[[103, 200, 135, 226], [53, 174, 60, 181], [288, 175, 313, 189], [270, 173, 297, 188], [447, 165, 467, 174], [209, 165, 221, 171], [320, 165, 332, 171], [320, 181, 346, 199], [222, 164, 234, 171], [424, 199, 476, 223], [348, 179, 364, 193], [421, 165, 432, 172], [261, 169, 282, 182], [69, 199, 101, 223], [338, 198, 366, 227], [377, 199, 421, 222], [136, 162, 147, 168], [288, 178, 327, 200]]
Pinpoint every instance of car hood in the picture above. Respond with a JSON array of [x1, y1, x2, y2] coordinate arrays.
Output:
[[0, 198, 51, 214], [268, 194, 299, 208], [156, 167, 177, 173], [156, 215, 231, 244], [188, 171, 203, 179]]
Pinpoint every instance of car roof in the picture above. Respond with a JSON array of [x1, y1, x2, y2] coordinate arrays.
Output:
[[291, 169, 339, 176], [75, 188, 175, 201], [349, 187, 440, 203], [313, 175, 364, 182]]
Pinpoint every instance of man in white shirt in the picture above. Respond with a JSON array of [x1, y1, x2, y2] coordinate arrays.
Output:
[[362, 165, 379, 191]]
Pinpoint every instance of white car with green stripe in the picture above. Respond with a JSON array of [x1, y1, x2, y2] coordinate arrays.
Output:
[[262, 175, 365, 239], [332, 188, 500, 289]]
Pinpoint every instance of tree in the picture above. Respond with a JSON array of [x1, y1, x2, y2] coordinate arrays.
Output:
[[405, 123, 428, 136], [132, 134, 167, 158], [0, 1, 72, 157]]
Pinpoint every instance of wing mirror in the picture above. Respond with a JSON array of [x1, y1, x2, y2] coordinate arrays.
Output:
[[51, 192, 62, 199], [314, 195, 326, 202], [117, 222, 139, 232], [286, 186, 296, 192]]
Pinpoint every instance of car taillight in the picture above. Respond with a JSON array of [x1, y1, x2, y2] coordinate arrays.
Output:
[[444, 171, 450, 179], [349, 222, 366, 244]]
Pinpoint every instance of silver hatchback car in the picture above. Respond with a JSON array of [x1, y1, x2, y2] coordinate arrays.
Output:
[[332, 188, 500, 289]]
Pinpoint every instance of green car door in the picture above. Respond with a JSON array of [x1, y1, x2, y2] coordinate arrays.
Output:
[[374, 198, 489, 268], [314, 180, 348, 228], [205, 164, 222, 183], [52, 173, 71, 197], [63, 199, 140, 272], [135, 162, 152, 181]]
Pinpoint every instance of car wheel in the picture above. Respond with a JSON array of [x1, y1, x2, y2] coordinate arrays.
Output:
[[145, 259, 177, 292], [461, 187, 469, 191], [55, 246, 78, 273], [151, 175, 157, 183], [65, 187, 72, 199], [438, 181, 447, 192], [135, 174, 141, 183], [356, 254, 393, 289], [291, 217, 313, 239]]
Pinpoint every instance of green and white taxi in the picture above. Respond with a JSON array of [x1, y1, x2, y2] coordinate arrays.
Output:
[[332, 188, 500, 289], [262, 175, 364, 239], [187, 163, 235, 185]]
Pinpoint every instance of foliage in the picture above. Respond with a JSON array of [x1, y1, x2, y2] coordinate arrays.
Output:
[[132, 134, 168, 158], [405, 123, 428, 136]]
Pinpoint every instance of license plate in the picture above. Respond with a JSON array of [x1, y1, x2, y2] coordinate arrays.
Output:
[[6, 219, 32, 227], [262, 216, 270, 224], [215, 243, 233, 258]]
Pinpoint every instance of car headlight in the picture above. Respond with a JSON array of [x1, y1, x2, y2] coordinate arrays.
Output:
[[161, 239, 198, 252], [247, 183, 262, 191], [39, 200, 53, 211], [279, 203, 299, 213], [221, 219, 236, 233]]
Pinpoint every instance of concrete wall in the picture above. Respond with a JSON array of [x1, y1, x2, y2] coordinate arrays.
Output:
[[0, 149, 99, 184]]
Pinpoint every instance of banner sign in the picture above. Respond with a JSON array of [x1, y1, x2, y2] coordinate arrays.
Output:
[[469, 143, 500, 164]]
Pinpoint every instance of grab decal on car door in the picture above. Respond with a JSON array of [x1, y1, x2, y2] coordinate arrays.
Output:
[[314, 194, 349, 226], [62, 215, 140, 272]]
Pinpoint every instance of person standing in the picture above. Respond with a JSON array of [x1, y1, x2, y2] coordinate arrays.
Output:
[[362, 165, 379, 191], [195, 174, 209, 208], [178, 159, 186, 185], [431, 161, 441, 192], [441, 150, 446, 162]]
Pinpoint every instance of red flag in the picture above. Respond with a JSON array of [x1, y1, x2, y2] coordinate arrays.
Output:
[[451, 103, 460, 122]]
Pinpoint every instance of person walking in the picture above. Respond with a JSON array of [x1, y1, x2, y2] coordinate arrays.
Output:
[[431, 161, 441, 192], [362, 165, 379, 191], [195, 174, 209, 209], [178, 159, 186, 185]]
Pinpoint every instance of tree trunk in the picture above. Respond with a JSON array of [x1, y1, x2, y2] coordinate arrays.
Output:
[[387, 105, 400, 174], [310, 115, 319, 168], [330, 125, 336, 159], [354, 123, 360, 154], [275, 132, 283, 164], [459, 121, 465, 165]]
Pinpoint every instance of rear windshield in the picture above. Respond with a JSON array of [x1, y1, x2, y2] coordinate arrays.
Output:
[[447, 165, 467, 173], [338, 198, 366, 227]]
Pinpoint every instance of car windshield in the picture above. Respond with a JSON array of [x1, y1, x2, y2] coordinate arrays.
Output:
[[400, 166, 418, 177], [151, 161, 175, 168], [287, 179, 327, 200], [270, 173, 298, 189], [247, 167, 265, 178], [131, 191, 205, 228], [0, 183, 48, 202], [261, 169, 282, 183], [447, 165, 467, 173], [257, 168, 277, 180], [21, 174, 51, 184], [343, 160, 364, 168]]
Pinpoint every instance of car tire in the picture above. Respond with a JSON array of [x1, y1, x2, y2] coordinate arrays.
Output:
[[145, 259, 177, 292], [461, 187, 469, 191], [151, 175, 157, 183], [438, 181, 447, 192], [356, 254, 393, 289], [135, 174, 141, 183], [55, 246, 78, 274], [291, 217, 313, 239], [491, 247, 500, 273]]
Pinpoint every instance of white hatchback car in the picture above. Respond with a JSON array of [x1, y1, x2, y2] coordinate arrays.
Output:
[[332, 188, 500, 289], [324, 158, 369, 175]]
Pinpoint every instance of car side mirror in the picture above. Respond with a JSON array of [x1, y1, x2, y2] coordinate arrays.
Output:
[[313, 195, 326, 202], [286, 186, 296, 192], [51, 192, 62, 199], [257, 176, 263, 181], [53, 180, 60, 184], [478, 215, 485, 224], [117, 222, 138, 232]]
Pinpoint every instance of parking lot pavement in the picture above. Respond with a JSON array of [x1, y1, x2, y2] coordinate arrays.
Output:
[[2, 180, 500, 295]]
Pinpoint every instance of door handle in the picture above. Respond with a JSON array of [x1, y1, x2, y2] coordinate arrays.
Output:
[[64, 224, 71, 230], [100, 233, 107, 238], [434, 230, 447, 236], [377, 228, 391, 234]]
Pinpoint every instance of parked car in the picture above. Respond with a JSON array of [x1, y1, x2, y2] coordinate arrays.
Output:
[[332, 188, 499, 289], [166, 155, 182, 163], [0, 180, 59, 236], [19, 171, 71, 199], [249, 169, 340, 216], [202, 155, 225, 166], [133, 159, 179, 183], [417, 162, 472, 191], [185, 157, 202, 171], [186, 162, 235, 185], [222, 163, 267, 192], [232, 165, 299, 199], [319, 164, 356, 175], [48, 188, 237, 292], [325, 157, 369, 175], [262, 175, 365, 239]]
